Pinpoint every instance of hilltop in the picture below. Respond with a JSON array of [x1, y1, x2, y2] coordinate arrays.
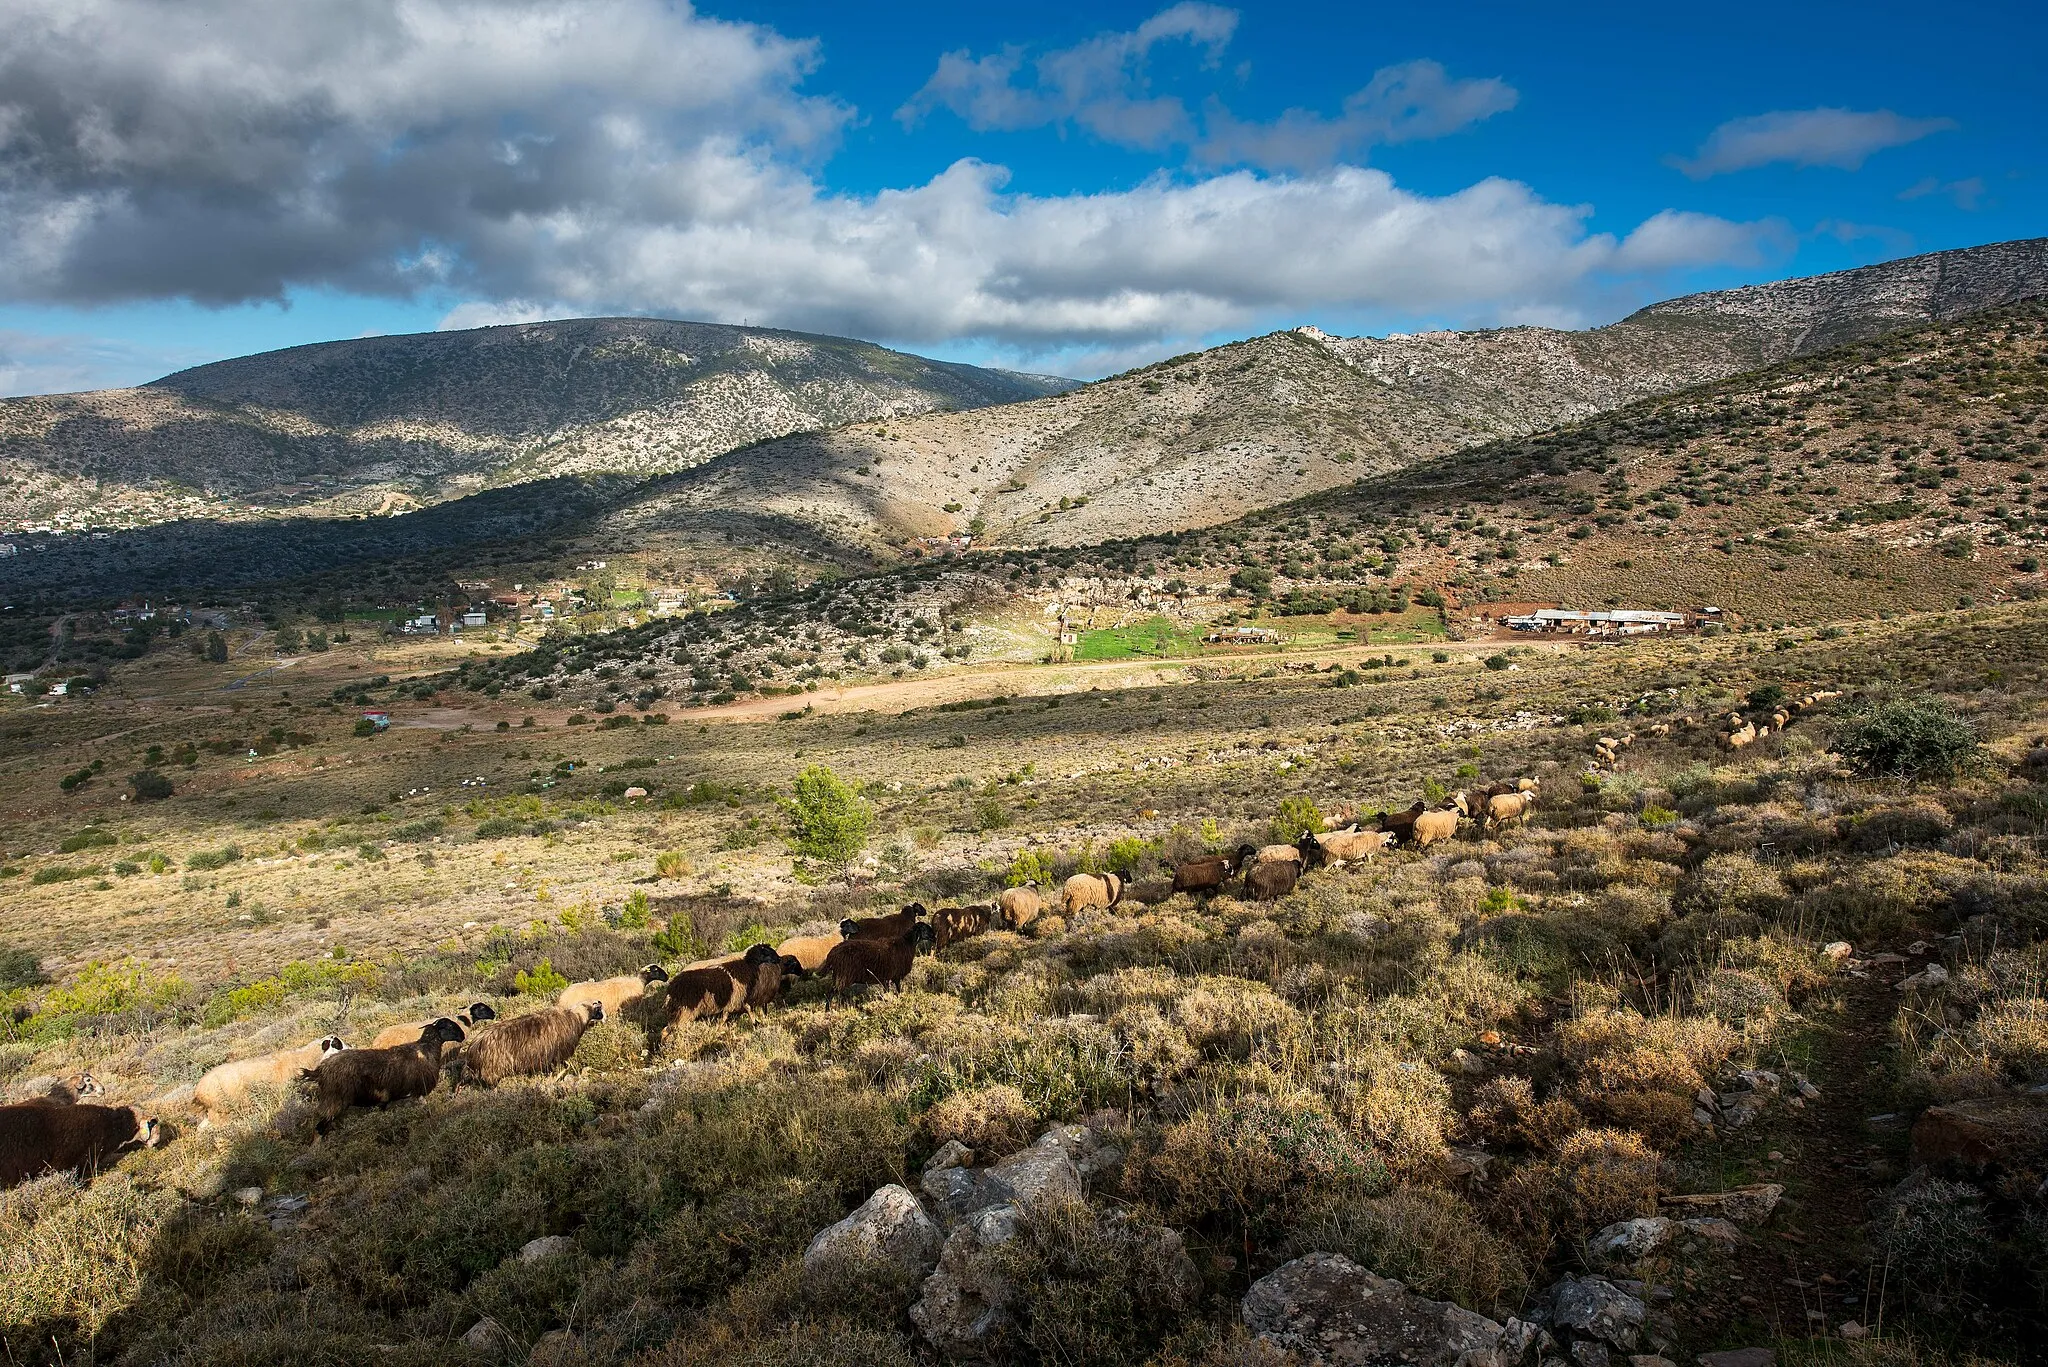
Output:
[[0, 318, 1077, 531], [604, 237, 2048, 554]]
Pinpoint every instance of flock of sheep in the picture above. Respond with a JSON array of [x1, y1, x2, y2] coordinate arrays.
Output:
[[2, 769, 1558, 1185], [1582, 688, 1840, 767]]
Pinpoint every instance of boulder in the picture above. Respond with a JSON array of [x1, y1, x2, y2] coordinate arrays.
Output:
[[1697, 1351, 1772, 1367], [911, 1202, 1024, 1356], [965, 1130, 1084, 1213], [1911, 1094, 2048, 1174], [461, 1318, 511, 1355], [1241, 1252, 1522, 1367], [1545, 1275, 1647, 1351], [1658, 1184, 1781, 1227], [1588, 1218, 1675, 1263], [1678, 1218, 1743, 1249], [803, 1184, 944, 1285], [518, 1235, 575, 1263]]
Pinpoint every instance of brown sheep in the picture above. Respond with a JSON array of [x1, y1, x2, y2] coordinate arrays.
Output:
[[1172, 845, 1256, 895], [0, 1102, 164, 1188], [1062, 872, 1125, 914], [932, 903, 996, 950], [997, 884, 1044, 930], [662, 963, 750, 1025], [1483, 790, 1537, 832], [842, 904, 929, 941], [1303, 827, 1393, 869], [304, 1020, 463, 1133], [776, 933, 841, 973], [370, 1003, 495, 1050], [728, 944, 803, 1012], [556, 965, 669, 1020], [1411, 808, 1462, 849], [462, 1002, 604, 1087], [194, 1036, 348, 1115], [1376, 801, 1429, 841], [822, 923, 936, 994], [1243, 855, 1300, 902]]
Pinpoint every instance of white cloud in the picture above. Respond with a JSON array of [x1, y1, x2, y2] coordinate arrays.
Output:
[[900, 8, 1512, 170], [1899, 175, 1986, 210], [0, 0, 1781, 380], [0, 329, 200, 396], [1671, 108, 1956, 179]]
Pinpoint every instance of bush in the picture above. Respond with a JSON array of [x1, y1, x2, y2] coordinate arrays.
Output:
[[514, 958, 570, 996], [129, 770, 174, 801], [58, 829, 118, 853], [1270, 795, 1324, 845], [185, 845, 241, 872], [984, 1196, 1205, 1367], [925, 1083, 1038, 1154], [655, 850, 694, 879], [1838, 697, 1982, 780], [786, 764, 872, 865]]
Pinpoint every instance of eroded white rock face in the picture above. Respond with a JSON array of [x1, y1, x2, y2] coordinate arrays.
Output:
[[801, 1184, 944, 1285]]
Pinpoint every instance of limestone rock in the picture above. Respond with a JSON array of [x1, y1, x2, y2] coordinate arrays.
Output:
[[518, 1235, 575, 1263], [803, 1184, 943, 1284], [966, 1130, 1084, 1212], [1659, 1184, 1781, 1227], [1545, 1275, 1647, 1351], [911, 1202, 1024, 1355], [461, 1317, 511, 1354], [1241, 1252, 1513, 1367], [1588, 1217, 1675, 1262]]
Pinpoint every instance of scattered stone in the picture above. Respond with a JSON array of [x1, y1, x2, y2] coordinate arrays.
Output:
[[804, 1184, 944, 1285], [1572, 1343, 1611, 1367], [461, 1318, 511, 1354], [621, 786, 648, 799], [1546, 1275, 1647, 1350], [924, 1139, 973, 1172], [1632, 1357, 1678, 1367], [1679, 1218, 1743, 1249], [1821, 942, 1853, 963], [1451, 1048, 1490, 1076], [1896, 964, 1949, 991], [1911, 1094, 2048, 1173], [1793, 1077, 1821, 1101], [230, 1186, 263, 1207], [1839, 1322, 1868, 1340], [912, 1203, 1024, 1355], [1718, 1092, 1769, 1128], [1660, 1185, 1782, 1227], [1447, 1147, 1495, 1181], [1588, 1217, 1675, 1262], [518, 1235, 575, 1263], [1697, 1350, 1772, 1367], [1868, 952, 1907, 967], [922, 1163, 982, 1224], [1242, 1252, 1519, 1367], [965, 1129, 1085, 1212]]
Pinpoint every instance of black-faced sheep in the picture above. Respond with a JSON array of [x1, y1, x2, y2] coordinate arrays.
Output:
[[304, 1019, 463, 1133], [728, 944, 803, 1011], [842, 904, 929, 941], [0, 1102, 165, 1188], [997, 884, 1043, 930], [1172, 845, 1256, 895], [662, 963, 750, 1025], [1062, 872, 1124, 914], [194, 1036, 348, 1115], [462, 1002, 604, 1087], [822, 923, 935, 994], [1303, 827, 1393, 869], [1376, 802, 1428, 842], [370, 1003, 495, 1049], [557, 965, 668, 1020], [932, 903, 996, 950], [1243, 855, 1300, 902]]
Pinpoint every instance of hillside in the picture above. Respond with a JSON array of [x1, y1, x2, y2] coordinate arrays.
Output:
[[0, 318, 1076, 531], [607, 237, 2048, 555]]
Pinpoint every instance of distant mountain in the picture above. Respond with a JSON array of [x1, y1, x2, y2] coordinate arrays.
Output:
[[0, 318, 1077, 529], [600, 238, 2048, 554]]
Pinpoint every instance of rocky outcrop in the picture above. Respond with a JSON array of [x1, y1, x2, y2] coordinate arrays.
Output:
[[1241, 1252, 1530, 1367], [1911, 1094, 2048, 1174], [802, 1184, 944, 1285], [1659, 1184, 1782, 1227]]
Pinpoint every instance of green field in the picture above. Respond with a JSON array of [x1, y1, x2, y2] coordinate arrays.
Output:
[[1074, 614, 1206, 659]]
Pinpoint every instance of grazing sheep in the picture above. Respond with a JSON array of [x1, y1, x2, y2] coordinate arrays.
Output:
[[997, 884, 1043, 930], [0, 1102, 164, 1188], [370, 1003, 495, 1050], [304, 1020, 462, 1132], [1304, 827, 1393, 869], [1062, 872, 1125, 914], [462, 1003, 604, 1087], [932, 903, 996, 950], [776, 933, 841, 974], [662, 964, 750, 1025], [822, 923, 935, 994], [25, 1071, 105, 1105], [1723, 722, 1758, 749], [1172, 844, 1255, 895], [1412, 807, 1461, 849], [1243, 854, 1300, 902], [1483, 791, 1537, 832], [1376, 801, 1429, 841], [194, 1036, 348, 1115], [682, 953, 741, 971], [727, 944, 803, 1012], [557, 965, 669, 1019], [841, 904, 930, 941]]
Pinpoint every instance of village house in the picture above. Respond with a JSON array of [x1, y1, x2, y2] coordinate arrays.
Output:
[[1504, 608, 1690, 635]]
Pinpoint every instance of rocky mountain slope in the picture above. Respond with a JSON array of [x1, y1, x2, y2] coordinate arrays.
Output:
[[0, 319, 1075, 529], [608, 238, 2048, 554]]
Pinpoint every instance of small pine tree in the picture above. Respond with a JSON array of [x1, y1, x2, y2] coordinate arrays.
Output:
[[786, 764, 872, 865], [205, 631, 228, 664]]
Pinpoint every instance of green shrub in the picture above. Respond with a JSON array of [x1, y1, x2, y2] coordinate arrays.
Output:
[[185, 845, 241, 871], [129, 770, 174, 801], [786, 764, 871, 864], [1008, 848, 1055, 887], [0, 946, 44, 992], [618, 890, 652, 930], [514, 958, 570, 996], [1838, 697, 1982, 780], [59, 829, 118, 853], [31, 865, 99, 886], [1270, 795, 1324, 845]]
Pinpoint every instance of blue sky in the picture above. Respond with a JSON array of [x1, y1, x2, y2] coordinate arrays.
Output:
[[0, 0, 2040, 395]]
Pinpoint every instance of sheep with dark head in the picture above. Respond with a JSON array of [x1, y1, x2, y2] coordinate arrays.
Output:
[[370, 1003, 495, 1049], [1303, 827, 1393, 869], [557, 965, 669, 1022], [662, 963, 749, 1025], [727, 944, 803, 1012], [1062, 872, 1124, 914], [22, 1071, 105, 1105], [0, 1102, 165, 1188], [1172, 845, 1255, 895], [822, 923, 935, 995], [932, 903, 996, 950], [461, 1002, 604, 1087], [304, 1019, 463, 1133], [841, 904, 929, 941]]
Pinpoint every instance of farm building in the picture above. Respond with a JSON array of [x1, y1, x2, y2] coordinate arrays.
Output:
[[1504, 608, 1689, 635], [1203, 626, 1282, 645]]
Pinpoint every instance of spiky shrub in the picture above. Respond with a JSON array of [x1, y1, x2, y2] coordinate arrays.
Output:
[[1837, 697, 1982, 780]]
